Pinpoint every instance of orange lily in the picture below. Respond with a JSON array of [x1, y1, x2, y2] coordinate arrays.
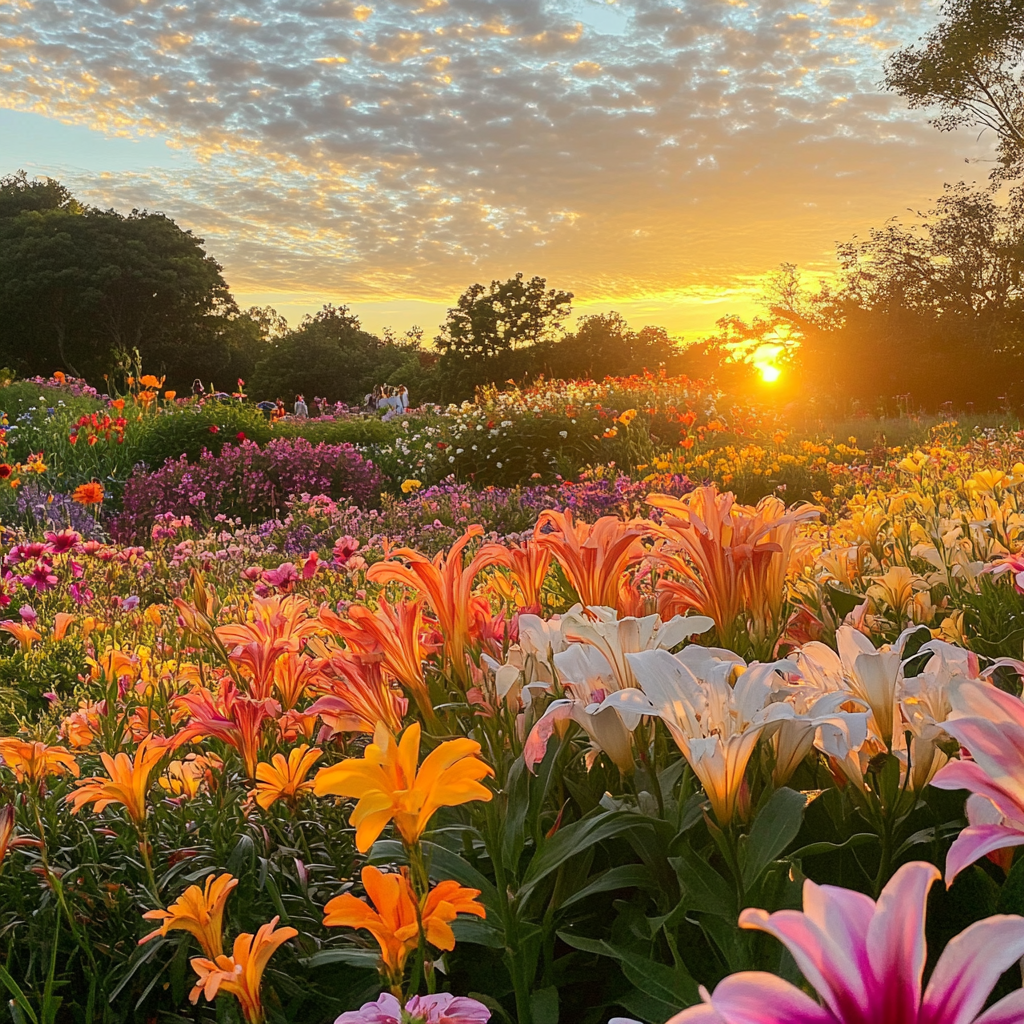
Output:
[[306, 651, 408, 736], [366, 526, 505, 686], [312, 722, 493, 852], [323, 865, 484, 987], [159, 754, 222, 800], [189, 917, 297, 1024], [140, 872, 238, 957], [319, 598, 438, 716], [480, 538, 552, 615], [0, 738, 80, 784], [252, 745, 322, 810], [0, 804, 37, 871], [0, 621, 42, 652], [533, 509, 649, 612], [53, 613, 75, 641], [61, 701, 103, 748], [67, 735, 167, 825], [172, 684, 280, 778], [648, 486, 819, 653]]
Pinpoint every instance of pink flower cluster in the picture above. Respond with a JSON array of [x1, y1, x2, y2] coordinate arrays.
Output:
[[335, 993, 490, 1024]]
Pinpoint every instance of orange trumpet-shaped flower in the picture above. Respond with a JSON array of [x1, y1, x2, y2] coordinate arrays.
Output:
[[323, 866, 485, 981], [158, 753, 222, 800], [189, 917, 297, 1024], [533, 509, 649, 613], [0, 621, 42, 652], [306, 651, 408, 737], [66, 735, 167, 826], [215, 594, 320, 650], [172, 684, 280, 778], [0, 738, 80, 784], [366, 526, 505, 686], [312, 722, 493, 852], [140, 873, 238, 958], [319, 598, 438, 714], [252, 745, 322, 810], [479, 539, 552, 615], [648, 486, 819, 652]]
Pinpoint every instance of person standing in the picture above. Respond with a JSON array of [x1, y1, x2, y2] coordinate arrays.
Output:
[[294, 394, 308, 418]]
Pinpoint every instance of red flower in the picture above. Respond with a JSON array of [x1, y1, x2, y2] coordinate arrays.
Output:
[[236, 432, 246, 441], [208, 425, 220, 434], [436, 442, 448, 450]]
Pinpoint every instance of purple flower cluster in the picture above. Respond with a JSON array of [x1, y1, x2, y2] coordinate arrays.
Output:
[[23, 375, 103, 400], [14, 482, 108, 540], [112, 437, 383, 543]]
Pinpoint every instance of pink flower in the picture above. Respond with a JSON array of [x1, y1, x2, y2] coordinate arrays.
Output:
[[666, 861, 1024, 1024], [18, 605, 37, 625], [930, 680, 1024, 883], [302, 551, 320, 579], [262, 562, 299, 590], [335, 993, 490, 1024], [333, 535, 360, 567]]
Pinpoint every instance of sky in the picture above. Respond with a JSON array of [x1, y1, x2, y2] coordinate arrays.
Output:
[[0, 0, 995, 340]]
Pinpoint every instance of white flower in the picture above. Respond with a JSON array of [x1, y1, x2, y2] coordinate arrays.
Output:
[[559, 430, 568, 438]]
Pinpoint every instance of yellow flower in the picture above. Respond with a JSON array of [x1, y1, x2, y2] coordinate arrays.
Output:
[[400, 479, 422, 493], [252, 745, 322, 810], [140, 873, 238, 958], [616, 408, 637, 426], [313, 722, 493, 852], [67, 735, 167, 826]]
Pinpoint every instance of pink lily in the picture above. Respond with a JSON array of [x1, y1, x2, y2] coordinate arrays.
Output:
[[930, 678, 1024, 883], [666, 860, 1024, 1024]]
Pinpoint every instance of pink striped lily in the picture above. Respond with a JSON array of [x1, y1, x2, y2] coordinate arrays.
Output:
[[930, 678, 1024, 883], [664, 860, 1024, 1024]]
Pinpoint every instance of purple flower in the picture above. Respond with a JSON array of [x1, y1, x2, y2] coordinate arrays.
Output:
[[335, 992, 491, 1024]]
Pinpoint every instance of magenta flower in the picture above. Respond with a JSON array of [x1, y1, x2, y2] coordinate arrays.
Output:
[[666, 861, 1024, 1024], [930, 679, 1024, 883], [335, 992, 490, 1024]]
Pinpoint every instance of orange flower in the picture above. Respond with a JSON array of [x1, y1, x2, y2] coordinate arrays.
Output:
[[72, 482, 105, 505], [0, 621, 42, 651], [140, 872, 238, 957], [189, 917, 297, 1024], [53, 612, 75, 641], [67, 735, 167, 825], [0, 738, 79, 784], [110, 398, 125, 412], [252, 745, 322, 810], [479, 539, 552, 615], [319, 598, 438, 715], [139, 374, 165, 388], [163, 390, 177, 401], [61, 701, 104, 748], [306, 650, 408, 737], [534, 509, 649, 612], [53, 371, 66, 384], [158, 753, 221, 800], [312, 722, 493, 852], [366, 526, 505, 686], [323, 866, 484, 982]]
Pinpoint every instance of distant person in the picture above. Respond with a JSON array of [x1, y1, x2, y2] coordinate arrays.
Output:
[[192, 378, 204, 397], [272, 398, 286, 422], [294, 394, 308, 418], [398, 385, 410, 410]]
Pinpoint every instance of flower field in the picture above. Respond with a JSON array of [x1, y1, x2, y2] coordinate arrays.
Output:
[[3, 373, 1024, 1022]]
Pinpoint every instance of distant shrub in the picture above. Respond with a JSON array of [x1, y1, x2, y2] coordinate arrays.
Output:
[[133, 401, 273, 468], [112, 436, 383, 542]]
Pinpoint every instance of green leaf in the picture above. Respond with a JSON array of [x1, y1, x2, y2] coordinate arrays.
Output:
[[559, 864, 657, 910], [501, 756, 530, 873], [300, 949, 380, 969], [0, 963, 38, 1024], [788, 833, 877, 860], [741, 788, 808, 887], [557, 933, 699, 1007], [451, 917, 505, 949], [530, 986, 559, 1024], [369, 838, 499, 906], [519, 810, 653, 901], [826, 584, 863, 620], [670, 845, 736, 919]]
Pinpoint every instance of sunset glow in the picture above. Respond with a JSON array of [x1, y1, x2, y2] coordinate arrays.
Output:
[[0, 1, 993, 337]]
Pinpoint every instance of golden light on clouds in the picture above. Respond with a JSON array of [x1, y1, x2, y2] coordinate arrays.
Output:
[[0, 0, 993, 337]]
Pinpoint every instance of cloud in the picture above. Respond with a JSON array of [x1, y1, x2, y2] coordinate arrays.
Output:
[[0, 0, 993, 332]]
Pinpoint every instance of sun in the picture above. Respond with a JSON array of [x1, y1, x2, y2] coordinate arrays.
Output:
[[757, 362, 781, 383]]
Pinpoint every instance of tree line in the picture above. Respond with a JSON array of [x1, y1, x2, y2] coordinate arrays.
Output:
[[2, 0, 1023, 410]]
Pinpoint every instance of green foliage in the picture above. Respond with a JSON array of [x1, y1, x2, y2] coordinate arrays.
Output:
[[133, 402, 273, 469]]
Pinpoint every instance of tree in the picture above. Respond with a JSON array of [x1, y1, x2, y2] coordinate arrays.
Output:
[[884, 0, 1024, 180], [0, 176, 235, 385], [548, 312, 678, 379], [248, 305, 433, 403], [435, 273, 573, 397]]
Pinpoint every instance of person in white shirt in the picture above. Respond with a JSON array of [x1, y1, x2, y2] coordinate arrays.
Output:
[[294, 394, 308, 418]]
